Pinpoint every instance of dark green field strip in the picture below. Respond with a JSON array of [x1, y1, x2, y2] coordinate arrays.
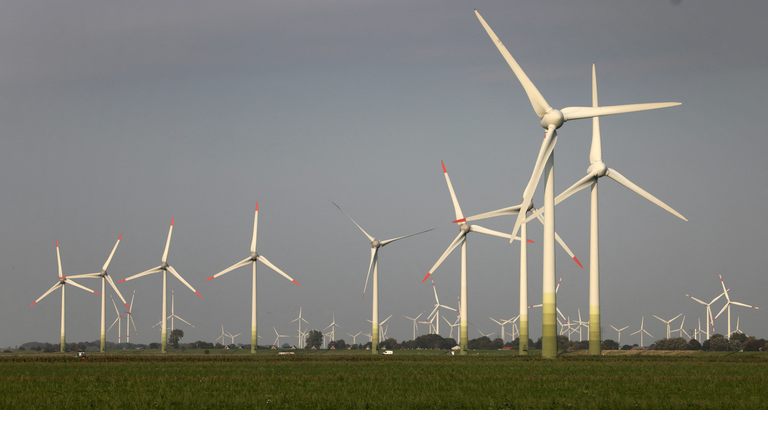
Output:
[[1, 354, 766, 409]]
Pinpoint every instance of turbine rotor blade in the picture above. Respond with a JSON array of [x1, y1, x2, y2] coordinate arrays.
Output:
[[441, 161, 464, 221], [363, 247, 378, 303], [120, 266, 163, 283], [333, 202, 374, 242], [456, 204, 522, 224], [56, 241, 63, 278], [474, 10, 551, 118], [166, 265, 202, 298], [162, 218, 174, 263], [251, 203, 259, 253], [106, 275, 129, 308], [422, 232, 466, 282], [103, 234, 122, 271], [381, 228, 434, 246], [605, 168, 687, 221], [32, 282, 64, 306], [66, 278, 97, 294], [560, 102, 681, 122], [207, 257, 252, 281]]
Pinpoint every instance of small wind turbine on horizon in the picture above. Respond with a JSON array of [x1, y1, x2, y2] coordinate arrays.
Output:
[[610, 325, 629, 348], [30, 241, 100, 352], [684, 284, 730, 340], [118, 218, 201, 354], [334, 202, 432, 354], [474, 9, 680, 358], [107, 295, 124, 345], [402, 312, 424, 340], [654, 314, 682, 339], [204, 203, 301, 354], [152, 290, 195, 332], [713, 273, 761, 337], [291, 306, 309, 349], [630, 317, 653, 347]]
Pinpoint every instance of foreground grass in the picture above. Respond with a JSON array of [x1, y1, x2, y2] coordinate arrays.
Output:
[[0, 350, 765, 409]]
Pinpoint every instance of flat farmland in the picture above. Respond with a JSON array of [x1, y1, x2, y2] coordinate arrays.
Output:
[[0, 350, 766, 409]]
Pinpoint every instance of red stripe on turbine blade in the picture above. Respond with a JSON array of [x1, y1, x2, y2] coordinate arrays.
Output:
[[573, 257, 583, 269], [453, 218, 466, 224], [117, 279, 126, 283], [255, 202, 259, 212], [59, 277, 66, 280], [441, 161, 447, 173], [125, 302, 130, 309], [56, 240, 59, 247], [171, 217, 174, 226], [421, 273, 431, 283], [293, 280, 301, 286], [196, 292, 202, 298], [30, 302, 36, 306], [119, 233, 123, 240], [205, 276, 215, 282], [94, 292, 100, 295], [527, 239, 535, 243]]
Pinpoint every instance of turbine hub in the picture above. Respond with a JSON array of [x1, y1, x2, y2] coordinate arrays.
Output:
[[540, 109, 564, 129], [371, 239, 381, 249], [460, 223, 470, 234], [100, 270, 107, 277], [161, 262, 168, 270], [588, 161, 608, 178], [251, 252, 259, 260]]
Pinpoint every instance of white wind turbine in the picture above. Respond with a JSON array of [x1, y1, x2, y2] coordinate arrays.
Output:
[[291, 307, 309, 349], [610, 325, 630, 348], [30, 241, 100, 352], [474, 9, 680, 358], [425, 279, 457, 336], [402, 312, 424, 340], [572, 309, 590, 342], [630, 317, 653, 348], [152, 290, 196, 332], [205, 203, 301, 354], [272, 326, 289, 348], [713, 273, 761, 337], [672, 316, 690, 339], [684, 285, 730, 340], [347, 331, 362, 346], [67, 234, 130, 353], [215, 325, 228, 346], [118, 218, 201, 353], [225, 331, 242, 346], [422, 161, 528, 354], [334, 202, 432, 354], [324, 310, 342, 345], [490, 316, 519, 342], [527, 64, 687, 355], [107, 295, 124, 346], [529, 276, 569, 325], [123, 290, 138, 344], [729, 317, 744, 338], [443, 316, 460, 341], [654, 313, 682, 339], [477, 329, 496, 340]]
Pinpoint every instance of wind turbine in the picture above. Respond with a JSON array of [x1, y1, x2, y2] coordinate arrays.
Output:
[[422, 161, 528, 354], [107, 295, 123, 346], [526, 64, 687, 355], [529, 276, 569, 325], [272, 326, 289, 348], [215, 325, 228, 346], [654, 314, 682, 339], [443, 316, 459, 340], [474, 9, 680, 358], [610, 325, 629, 348], [30, 241, 100, 352], [118, 218, 201, 353], [425, 279, 456, 336], [490, 316, 518, 342], [402, 312, 424, 340], [671, 316, 690, 339], [334, 202, 432, 354], [477, 329, 496, 340], [291, 307, 309, 349], [368, 315, 392, 343], [324, 310, 342, 345], [729, 317, 744, 338], [684, 285, 730, 340], [204, 203, 301, 354], [67, 234, 130, 353], [347, 331, 362, 346], [713, 273, 761, 337], [630, 317, 653, 348], [572, 309, 590, 342], [124, 289, 138, 344], [225, 331, 242, 346], [152, 290, 196, 331]]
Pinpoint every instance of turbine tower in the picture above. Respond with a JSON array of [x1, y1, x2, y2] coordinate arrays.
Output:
[[474, 9, 680, 358], [67, 233, 130, 353], [205, 203, 301, 354], [30, 241, 100, 352], [118, 218, 201, 354], [334, 202, 432, 354]]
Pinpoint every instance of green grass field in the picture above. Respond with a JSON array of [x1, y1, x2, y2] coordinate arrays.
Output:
[[1, 349, 766, 409]]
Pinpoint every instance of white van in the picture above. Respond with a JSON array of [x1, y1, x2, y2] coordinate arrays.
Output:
[[382, 350, 393, 355]]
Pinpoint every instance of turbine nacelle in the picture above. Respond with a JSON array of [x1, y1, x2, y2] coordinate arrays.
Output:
[[250, 251, 260, 261], [588, 161, 608, 178], [459, 224, 470, 234], [371, 239, 381, 249], [540, 108, 565, 129], [161, 262, 169, 270]]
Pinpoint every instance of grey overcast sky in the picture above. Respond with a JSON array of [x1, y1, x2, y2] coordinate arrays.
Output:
[[1, 0, 766, 348]]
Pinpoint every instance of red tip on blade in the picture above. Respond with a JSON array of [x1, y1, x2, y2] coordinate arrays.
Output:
[[56, 240, 59, 247], [205, 276, 215, 282], [117, 279, 126, 283], [170, 217, 174, 226], [125, 302, 130, 309], [453, 218, 466, 224], [118, 233, 123, 240], [30, 302, 36, 306], [196, 292, 202, 298], [441, 161, 447, 173], [293, 280, 301, 286], [255, 202, 259, 211], [573, 257, 583, 269], [527, 239, 535, 243], [94, 292, 100, 295], [59, 277, 66, 280], [421, 273, 431, 283]]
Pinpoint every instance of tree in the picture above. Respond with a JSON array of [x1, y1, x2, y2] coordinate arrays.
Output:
[[380, 338, 397, 349], [149, 342, 159, 350], [603, 339, 619, 350], [730, 332, 747, 344], [305, 330, 323, 349], [168, 329, 184, 349], [704, 334, 729, 351], [688, 338, 701, 351], [742, 337, 766, 352], [329, 339, 347, 350]]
